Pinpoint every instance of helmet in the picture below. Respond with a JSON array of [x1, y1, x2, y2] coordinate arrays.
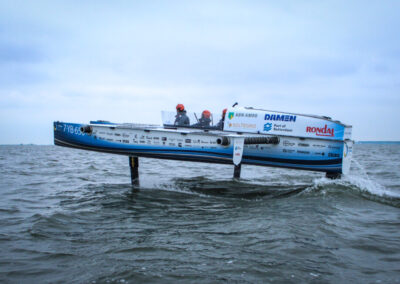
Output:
[[202, 110, 211, 119], [176, 104, 185, 112], [222, 108, 227, 116]]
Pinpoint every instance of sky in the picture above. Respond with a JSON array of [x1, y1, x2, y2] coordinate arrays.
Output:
[[0, 0, 399, 144]]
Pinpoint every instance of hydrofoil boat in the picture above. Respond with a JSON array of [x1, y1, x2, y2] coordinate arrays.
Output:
[[53, 105, 353, 183]]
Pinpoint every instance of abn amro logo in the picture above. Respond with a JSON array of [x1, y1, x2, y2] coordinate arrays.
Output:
[[228, 112, 234, 120]]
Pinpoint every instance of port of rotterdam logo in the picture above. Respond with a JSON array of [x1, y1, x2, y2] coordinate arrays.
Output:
[[264, 123, 272, 131], [228, 112, 234, 120]]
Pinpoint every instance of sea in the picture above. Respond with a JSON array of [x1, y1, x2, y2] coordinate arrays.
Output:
[[0, 144, 399, 283]]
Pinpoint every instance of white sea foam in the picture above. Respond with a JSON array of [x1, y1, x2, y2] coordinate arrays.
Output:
[[346, 158, 400, 198], [308, 158, 400, 201]]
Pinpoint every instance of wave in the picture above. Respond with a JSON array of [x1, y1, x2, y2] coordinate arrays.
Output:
[[305, 174, 400, 208], [150, 171, 400, 207], [152, 176, 309, 200]]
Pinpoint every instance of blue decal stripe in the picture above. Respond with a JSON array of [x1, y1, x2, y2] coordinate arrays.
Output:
[[242, 154, 342, 165]]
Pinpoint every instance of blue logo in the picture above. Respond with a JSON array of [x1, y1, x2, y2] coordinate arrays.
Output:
[[264, 123, 272, 131], [265, 113, 296, 122]]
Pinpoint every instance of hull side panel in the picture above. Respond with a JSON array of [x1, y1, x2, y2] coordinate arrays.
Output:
[[54, 122, 343, 173]]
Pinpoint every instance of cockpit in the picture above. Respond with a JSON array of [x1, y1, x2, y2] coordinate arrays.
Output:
[[161, 110, 227, 130]]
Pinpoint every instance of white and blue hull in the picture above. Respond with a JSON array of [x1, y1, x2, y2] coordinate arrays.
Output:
[[54, 121, 353, 175]]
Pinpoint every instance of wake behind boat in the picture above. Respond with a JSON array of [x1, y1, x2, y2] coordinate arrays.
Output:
[[54, 105, 353, 183]]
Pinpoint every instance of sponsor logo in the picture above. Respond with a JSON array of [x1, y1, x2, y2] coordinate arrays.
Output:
[[313, 144, 326, 148], [229, 122, 256, 129], [328, 153, 340, 158], [298, 143, 310, 147], [245, 113, 257, 118], [185, 139, 191, 143], [162, 137, 167, 141], [283, 141, 295, 147], [241, 123, 256, 129], [264, 123, 272, 131], [328, 145, 341, 150], [265, 114, 296, 122], [283, 149, 295, 153], [297, 150, 310, 154], [234, 112, 258, 118], [306, 125, 334, 137], [178, 143, 182, 147], [122, 140, 129, 143], [314, 152, 325, 156], [228, 112, 234, 120], [344, 143, 352, 158], [273, 124, 293, 132]]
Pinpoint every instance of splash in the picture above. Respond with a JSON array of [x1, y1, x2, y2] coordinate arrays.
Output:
[[347, 159, 400, 199], [307, 158, 400, 207]]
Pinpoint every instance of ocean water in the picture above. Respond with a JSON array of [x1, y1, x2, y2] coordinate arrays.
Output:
[[0, 144, 399, 283]]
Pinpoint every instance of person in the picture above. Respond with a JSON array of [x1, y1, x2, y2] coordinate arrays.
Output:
[[174, 104, 190, 126], [215, 108, 227, 130], [192, 110, 212, 128]]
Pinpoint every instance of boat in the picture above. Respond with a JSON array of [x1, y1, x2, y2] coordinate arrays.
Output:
[[53, 105, 353, 183]]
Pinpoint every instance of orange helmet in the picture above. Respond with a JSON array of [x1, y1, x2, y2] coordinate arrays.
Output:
[[222, 108, 227, 116], [202, 110, 211, 119], [176, 104, 185, 112]]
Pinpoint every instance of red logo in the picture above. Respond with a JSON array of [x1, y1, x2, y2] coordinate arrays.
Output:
[[306, 125, 334, 137]]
